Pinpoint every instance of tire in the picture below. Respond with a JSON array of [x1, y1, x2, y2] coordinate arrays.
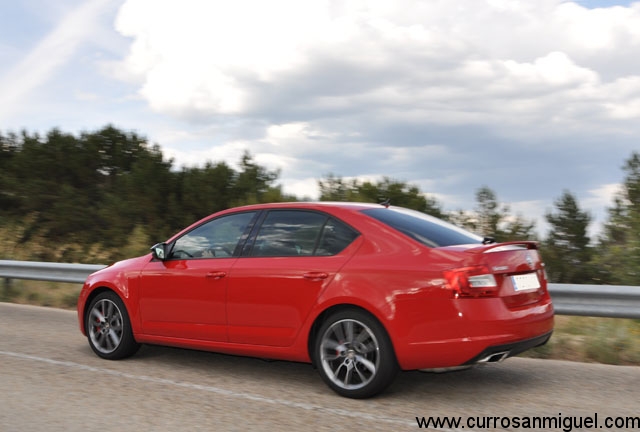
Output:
[[314, 309, 399, 398], [86, 291, 140, 360]]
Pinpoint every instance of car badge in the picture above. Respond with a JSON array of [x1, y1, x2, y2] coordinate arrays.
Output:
[[526, 254, 534, 269]]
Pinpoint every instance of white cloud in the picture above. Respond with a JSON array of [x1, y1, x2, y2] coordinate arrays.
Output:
[[74, 90, 99, 101], [601, 76, 640, 119], [115, 0, 338, 114], [162, 139, 249, 169], [107, 0, 639, 237], [583, 183, 623, 211], [554, 2, 640, 51], [280, 177, 321, 200], [113, 0, 640, 138], [3, 0, 638, 251]]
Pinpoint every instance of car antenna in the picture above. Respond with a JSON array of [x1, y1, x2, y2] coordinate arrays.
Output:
[[482, 236, 496, 245], [380, 198, 391, 208]]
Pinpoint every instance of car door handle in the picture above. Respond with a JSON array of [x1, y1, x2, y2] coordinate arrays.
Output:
[[303, 272, 328, 281], [205, 271, 227, 280]]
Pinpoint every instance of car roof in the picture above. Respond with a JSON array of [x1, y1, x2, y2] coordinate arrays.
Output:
[[221, 201, 383, 213]]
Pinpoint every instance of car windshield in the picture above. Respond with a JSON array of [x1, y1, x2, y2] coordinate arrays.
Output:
[[361, 207, 483, 247]]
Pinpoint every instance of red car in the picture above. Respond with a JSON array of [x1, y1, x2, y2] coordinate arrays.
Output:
[[78, 202, 553, 398]]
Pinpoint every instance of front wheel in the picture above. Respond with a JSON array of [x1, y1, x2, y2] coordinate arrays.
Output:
[[314, 309, 399, 398], [86, 291, 140, 360]]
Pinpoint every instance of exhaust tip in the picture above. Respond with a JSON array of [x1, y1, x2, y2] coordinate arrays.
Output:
[[419, 365, 473, 373], [478, 351, 510, 363]]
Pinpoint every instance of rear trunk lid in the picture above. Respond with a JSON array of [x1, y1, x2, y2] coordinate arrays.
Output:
[[441, 241, 548, 307]]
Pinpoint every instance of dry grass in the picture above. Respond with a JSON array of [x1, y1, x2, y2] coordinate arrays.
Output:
[[2, 280, 639, 366], [1, 279, 82, 310], [524, 315, 640, 365]]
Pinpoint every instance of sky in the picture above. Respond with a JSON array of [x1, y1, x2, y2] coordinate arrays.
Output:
[[1, 0, 639, 238]]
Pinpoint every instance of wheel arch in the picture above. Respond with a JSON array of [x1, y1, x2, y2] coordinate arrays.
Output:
[[83, 287, 141, 360], [82, 286, 123, 334], [307, 303, 398, 367]]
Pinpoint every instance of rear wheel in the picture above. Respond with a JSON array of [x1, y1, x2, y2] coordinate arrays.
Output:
[[314, 309, 398, 398], [86, 291, 140, 360]]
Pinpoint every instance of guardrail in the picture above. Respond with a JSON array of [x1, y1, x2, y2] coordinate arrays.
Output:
[[547, 284, 640, 319], [0, 260, 106, 284], [1, 260, 639, 319]]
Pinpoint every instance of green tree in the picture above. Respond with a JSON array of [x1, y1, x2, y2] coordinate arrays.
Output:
[[177, 162, 236, 223], [474, 186, 509, 238], [318, 174, 359, 202], [542, 191, 593, 283], [447, 210, 476, 232], [83, 125, 151, 181], [317, 175, 445, 217], [0, 132, 20, 210], [231, 152, 284, 206], [96, 142, 176, 246], [595, 152, 640, 285], [4, 129, 107, 245], [502, 215, 538, 242], [459, 186, 536, 242], [0, 127, 294, 261], [359, 178, 446, 218]]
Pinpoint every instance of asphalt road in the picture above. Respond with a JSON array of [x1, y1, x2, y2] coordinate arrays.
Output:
[[1, 302, 638, 432]]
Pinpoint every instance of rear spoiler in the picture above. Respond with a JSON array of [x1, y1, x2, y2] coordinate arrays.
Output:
[[443, 241, 539, 254], [479, 241, 539, 253], [437, 241, 539, 254]]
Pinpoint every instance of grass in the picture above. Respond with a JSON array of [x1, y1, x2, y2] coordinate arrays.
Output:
[[2, 279, 639, 366], [525, 315, 640, 365], [1, 279, 82, 309]]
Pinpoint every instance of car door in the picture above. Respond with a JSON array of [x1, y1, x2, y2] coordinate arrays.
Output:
[[226, 210, 360, 347], [138, 211, 257, 342]]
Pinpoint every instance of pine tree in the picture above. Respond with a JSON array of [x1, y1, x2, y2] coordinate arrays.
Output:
[[467, 186, 536, 241], [595, 152, 640, 285], [543, 191, 593, 283], [317, 175, 445, 217]]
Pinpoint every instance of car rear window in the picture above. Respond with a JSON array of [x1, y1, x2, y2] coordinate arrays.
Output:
[[361, 207, 482, 247]]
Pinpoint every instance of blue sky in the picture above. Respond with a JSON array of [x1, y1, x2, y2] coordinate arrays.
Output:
[[2, 0, 640, 238]]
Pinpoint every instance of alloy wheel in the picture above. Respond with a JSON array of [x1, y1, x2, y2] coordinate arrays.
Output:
[[319, 318, 380, 390], [88, 298, 124, 354]]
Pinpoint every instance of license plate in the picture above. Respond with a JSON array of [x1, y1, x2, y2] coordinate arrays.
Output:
[[511, 273, 541, 292]]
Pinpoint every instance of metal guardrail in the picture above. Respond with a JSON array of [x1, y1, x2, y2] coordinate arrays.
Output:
[[548, 283, 640, 319], [1, 260, 639, 319], [0, 260, 106, 284]]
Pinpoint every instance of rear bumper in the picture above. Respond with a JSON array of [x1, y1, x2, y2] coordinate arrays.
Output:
[[463, 331, 552, 365], [391, 294, 554, 370]]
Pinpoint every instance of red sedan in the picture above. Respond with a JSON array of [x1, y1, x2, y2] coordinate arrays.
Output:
[[77, 202, 554, 398]]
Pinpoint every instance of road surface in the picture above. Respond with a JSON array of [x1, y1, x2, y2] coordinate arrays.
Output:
[[1, 302, 638, 431]]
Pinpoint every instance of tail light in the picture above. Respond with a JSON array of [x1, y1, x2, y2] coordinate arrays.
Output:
[[444, 266, 498, 298]]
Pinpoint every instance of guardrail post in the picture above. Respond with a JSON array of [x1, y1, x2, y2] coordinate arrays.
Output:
[[2, 277, 16, 301]]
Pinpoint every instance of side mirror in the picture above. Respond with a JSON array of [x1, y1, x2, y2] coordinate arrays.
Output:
[[150, 243, 168, 260]]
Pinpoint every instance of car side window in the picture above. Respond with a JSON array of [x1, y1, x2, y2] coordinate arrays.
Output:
[[315, 217, 360, 256], [170, 211, 256, 259], [251, 210, 359, 257]]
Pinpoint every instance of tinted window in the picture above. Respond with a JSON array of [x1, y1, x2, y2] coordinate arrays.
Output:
[[251, 210, 359, 257], [315, 217, 360, 256], [170, 211, 256, 259], [362, 207, 482, 247]]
